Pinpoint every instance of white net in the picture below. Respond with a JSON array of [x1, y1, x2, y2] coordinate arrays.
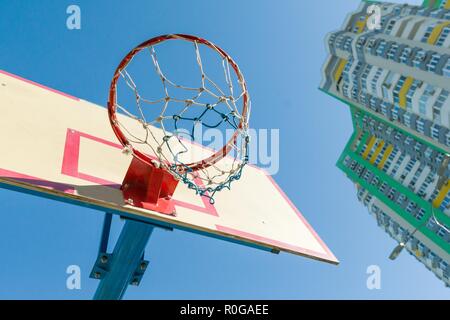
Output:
[[111, 35, 251, 203]]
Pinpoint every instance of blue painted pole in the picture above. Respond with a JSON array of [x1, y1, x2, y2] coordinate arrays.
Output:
[[93, 219, 154, 300], [99, 213, 113, 254]]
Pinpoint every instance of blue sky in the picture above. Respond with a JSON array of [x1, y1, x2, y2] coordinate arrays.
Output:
[[1, 0, 449, 299]]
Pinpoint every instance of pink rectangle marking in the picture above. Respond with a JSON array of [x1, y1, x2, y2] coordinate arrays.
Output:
[[61, 129, 219, 216]]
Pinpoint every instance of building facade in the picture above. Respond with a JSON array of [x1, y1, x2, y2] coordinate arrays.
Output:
[[321, 0, 450, 286]]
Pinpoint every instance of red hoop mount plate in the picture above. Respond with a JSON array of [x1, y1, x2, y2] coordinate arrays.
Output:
[[121, 157, 179, 215]]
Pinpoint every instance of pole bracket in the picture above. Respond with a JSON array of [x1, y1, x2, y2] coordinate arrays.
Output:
[[90, 253, 112, 280], [129, 258, 149, 286], [90, 252, 149, 287]]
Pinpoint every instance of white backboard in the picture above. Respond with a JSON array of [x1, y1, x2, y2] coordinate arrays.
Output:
[[0, 70, 338, 264]]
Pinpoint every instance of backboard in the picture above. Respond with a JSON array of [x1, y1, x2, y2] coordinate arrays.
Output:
[[0, 69, 338, 264]]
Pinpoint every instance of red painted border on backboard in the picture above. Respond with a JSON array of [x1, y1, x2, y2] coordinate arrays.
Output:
[[265, 174, 338, 262], [216, 174, 339, 263], [215, 225, 336, 263], [0, 70, 80, 102], [0, 169, 75, 194]]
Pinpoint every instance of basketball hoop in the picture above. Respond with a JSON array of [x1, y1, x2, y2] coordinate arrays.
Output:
[[108, 34, 251, 214]]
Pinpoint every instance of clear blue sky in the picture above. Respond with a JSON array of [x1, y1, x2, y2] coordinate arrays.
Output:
[[1, 0, 449, 299]]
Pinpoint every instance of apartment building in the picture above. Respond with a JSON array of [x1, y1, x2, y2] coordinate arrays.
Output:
[[321, 0, 450, 286]]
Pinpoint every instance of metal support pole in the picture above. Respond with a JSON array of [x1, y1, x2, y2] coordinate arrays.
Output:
[[93, 219, 154, 300], [99, 213, 113, 254]]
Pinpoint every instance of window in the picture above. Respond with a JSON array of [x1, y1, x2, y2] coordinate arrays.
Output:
[[431, 124, 441, 140], [335, 35, 346, 49], [406, 202, 415, 214], [418, 242, 427, 257], [444, 11, 450, 20], [416, 118, 425, 134], [404, 113, 411, 127], [376, 40, 388, 56], [342, 83, 350, 98], [413, 50, 427, 69], [424, 148, 433, 160], [444, 59, 450, 78], [433, 90, 448, 122], [369, 96, 378, 110], [385, 19, 397, 34], [387, 44, 399, 61], [400, 47, 412, 64], [328, 33, 337, 48], [438, 228, 448, 238], [392, 107, 399, 121], [365, 38, 377, 54], [361, 65, 372, 92], [393, 76, 406, 106], [343, 36, 353, 52], [372, 176, 379, 186], [371, 68, 383, 93], [439, 261, 448, 275], [417, 8, 428, 16], [382, 72, 395, 99], [418, 84, 435, 116], [351, 87, 359, 101], [421, 23, 439, 43], [406, 80, 421, 110], [381, 101, 389, 116], [430, 9, 441, 18], [416, 208, 425, 220], [405, 160, 415, 173], [393, 5, 402, 15], [396, 194, 407, 205], [342, 58, 353, 83], [356, 36, 367, 53], [405, 137, 414, 147], [436, 26, 450, 47], [426, 54, 441, 73]]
